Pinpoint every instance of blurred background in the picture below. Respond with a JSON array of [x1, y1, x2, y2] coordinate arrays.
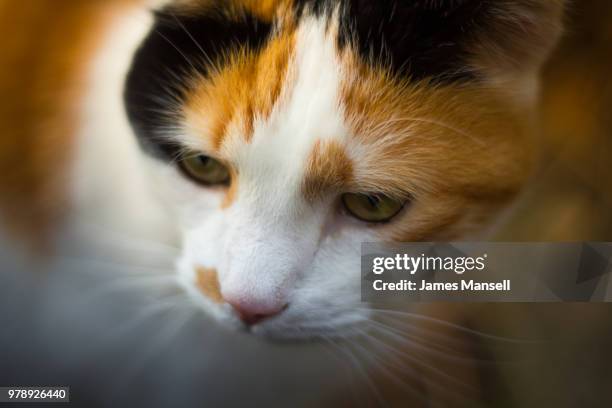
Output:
[[500, 0, 612, 241], [485, 2, 612, 406], [1, 1, 612, 407]]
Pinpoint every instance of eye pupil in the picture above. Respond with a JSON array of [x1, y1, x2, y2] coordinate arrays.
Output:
[[367, 195, 380, 208]]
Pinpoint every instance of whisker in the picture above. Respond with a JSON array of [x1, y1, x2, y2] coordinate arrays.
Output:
[[72, 220, 180, 253], [80, 275, 180, 303], [368, 115, 486, 147], [154, 29, 199, 73], [346, 330, 430, 407], [106, 307, 196, 403], [323, 336, 387, 407], [373, 313, 481, 350], [169, 12, 216, 69], [373, 313, 535, 361], [52, 257, 175, 276], [365, 307, 541, 344], [359, 323, 478, 393], [319, 338, 363, 408], [89, 294, 192, 352], [366, 319, 498, 365], [368, 316, 478, 357]]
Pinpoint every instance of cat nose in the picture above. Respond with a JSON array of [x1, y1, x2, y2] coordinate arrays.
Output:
[[226, 298, 287, 326]]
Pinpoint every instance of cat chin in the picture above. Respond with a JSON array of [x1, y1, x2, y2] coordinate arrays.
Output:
[[250, 314, 369, 342], [234, 315, 368, 342]]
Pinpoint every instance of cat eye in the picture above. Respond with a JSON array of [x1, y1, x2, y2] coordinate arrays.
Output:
[[342, 193, 404, 223], [179, 154, 230, 186]]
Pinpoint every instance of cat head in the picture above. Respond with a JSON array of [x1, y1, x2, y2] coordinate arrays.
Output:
[[124, 0, 563, 339]]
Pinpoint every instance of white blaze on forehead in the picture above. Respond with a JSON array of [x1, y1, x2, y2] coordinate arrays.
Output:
[[223, 15, 350, 204], [215, 16, 352, 307]]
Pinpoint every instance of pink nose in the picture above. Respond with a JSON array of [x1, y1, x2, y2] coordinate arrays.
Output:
[[227, 299, 287, 326]]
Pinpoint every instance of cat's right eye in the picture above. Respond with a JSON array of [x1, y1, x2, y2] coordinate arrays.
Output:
[[179, 154, 230, 186], [342, 193, 404, 223]]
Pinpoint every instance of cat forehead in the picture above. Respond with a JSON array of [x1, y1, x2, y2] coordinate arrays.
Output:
[[125, 0, 496, 159], [130, 1, 478, 177], [181, 16, 346, 165], [181, 15, 356, 203]]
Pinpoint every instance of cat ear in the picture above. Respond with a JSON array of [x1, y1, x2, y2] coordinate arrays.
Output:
[[339, 0, 565, 83], [466, 0, 565, 81]]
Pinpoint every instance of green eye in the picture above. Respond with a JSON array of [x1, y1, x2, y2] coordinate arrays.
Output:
[[179, 154, 230, 185], [342, 193, 404, 223]]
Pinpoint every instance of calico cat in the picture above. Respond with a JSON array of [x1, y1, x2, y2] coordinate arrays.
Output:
[[0, 0, 564, 340]]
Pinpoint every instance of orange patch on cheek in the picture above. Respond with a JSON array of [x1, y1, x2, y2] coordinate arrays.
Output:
[[195, 266, 223, 304], [221, 170, 239, 209], [302, 139, 353, 202]]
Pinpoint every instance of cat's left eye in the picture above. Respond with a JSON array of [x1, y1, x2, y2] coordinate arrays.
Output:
[[179, 154, 230, 186], [342, 193, 404, 223]]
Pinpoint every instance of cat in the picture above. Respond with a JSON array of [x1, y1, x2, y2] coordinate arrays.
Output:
[[0, 0, 564, 341]]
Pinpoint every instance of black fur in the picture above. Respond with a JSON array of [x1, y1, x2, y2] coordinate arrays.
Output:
[[124, 7, 272, 159], [296, 0, 493, 81], [125, 1, 498, 158]]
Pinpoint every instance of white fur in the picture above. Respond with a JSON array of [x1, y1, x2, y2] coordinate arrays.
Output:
[[165, 17, 375, 338], [72, 7, 175, 244]]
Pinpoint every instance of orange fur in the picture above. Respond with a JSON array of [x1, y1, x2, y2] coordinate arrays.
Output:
[[340, 55, 534, 240], [184, 30, 296, 151], [195, 266, 223, 303], [302, 139, 353, 203], [238, 0, 291, 22], [221, 168, 239, 209], [0, 0, 139, 245], [172, 0, 291, 22]]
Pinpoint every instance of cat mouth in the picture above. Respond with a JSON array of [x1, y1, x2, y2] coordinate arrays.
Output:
[[188, 288, 362, 341], [178, 265, 366, 341], [226, 303, 368, 342]]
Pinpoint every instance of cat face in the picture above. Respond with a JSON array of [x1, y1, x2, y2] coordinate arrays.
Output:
[[124, 0, 563, 339]]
